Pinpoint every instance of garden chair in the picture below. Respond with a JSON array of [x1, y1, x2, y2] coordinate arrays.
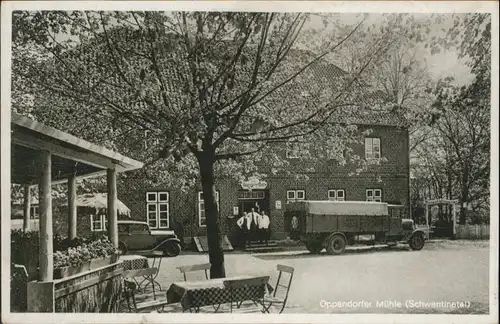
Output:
[[221, 276, 270, 313], [122, 268, 183, 313], [137, 251, 164, 292], [261, 264, 294, 314], [177, 263, 211, 281]]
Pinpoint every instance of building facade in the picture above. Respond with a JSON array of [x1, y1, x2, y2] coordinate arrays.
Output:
[[117, 117, 410, 246]]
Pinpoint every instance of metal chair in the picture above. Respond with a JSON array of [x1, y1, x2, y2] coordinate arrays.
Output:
[[138, 251, 164, 292], [261, 264, 294, 313], [177, 263, 211, 281], [122, 268, 182, 313], [222, 276, 270, 313]]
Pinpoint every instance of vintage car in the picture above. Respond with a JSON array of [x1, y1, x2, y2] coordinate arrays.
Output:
[[117, 220, 182, 257], [284, 200, 426, 255]]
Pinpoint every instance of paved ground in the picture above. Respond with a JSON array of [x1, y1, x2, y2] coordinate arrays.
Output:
[[152, 240, 490, 314]]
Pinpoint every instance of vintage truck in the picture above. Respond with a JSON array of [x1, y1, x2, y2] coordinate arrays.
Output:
[[284, 200, 426, 254]]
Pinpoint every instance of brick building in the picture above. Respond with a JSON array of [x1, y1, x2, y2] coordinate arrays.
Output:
[[117, 111, 410, 245], [11, 112, 410, 244]]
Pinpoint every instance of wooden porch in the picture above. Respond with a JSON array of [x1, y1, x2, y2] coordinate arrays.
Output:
[[10, 113, 143, 312]]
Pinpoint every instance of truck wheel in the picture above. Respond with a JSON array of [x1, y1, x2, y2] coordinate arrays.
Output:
[[326, 234, 346, 255], [163, 242, 181, 257], [409, 233, 425, 251], [305, 241, 323, 254]]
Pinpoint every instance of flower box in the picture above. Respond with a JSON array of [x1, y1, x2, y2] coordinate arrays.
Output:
[[54, 262, 90, 279], [89, 254, 120, 270]]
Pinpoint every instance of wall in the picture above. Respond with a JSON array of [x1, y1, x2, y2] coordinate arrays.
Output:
[[455, 224, 490, 240]]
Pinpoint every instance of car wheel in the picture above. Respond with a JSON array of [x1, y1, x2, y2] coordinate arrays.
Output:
[[409, 233, 425, 251], [305, 240, 323, 254], [163, 242, 181, 257], [326, 234, 346, 255], [118, 242, 127, 255]]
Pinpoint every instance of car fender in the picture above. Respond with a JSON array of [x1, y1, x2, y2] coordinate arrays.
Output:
[[153, 237, 182, 251]]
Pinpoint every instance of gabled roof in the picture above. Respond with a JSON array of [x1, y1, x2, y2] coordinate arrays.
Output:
[[50, 29, 407, 129]]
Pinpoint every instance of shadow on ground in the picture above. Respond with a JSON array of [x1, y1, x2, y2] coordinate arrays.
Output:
[[253, 245, 413, 260]]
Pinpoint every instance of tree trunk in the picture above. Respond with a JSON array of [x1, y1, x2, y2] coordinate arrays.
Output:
[[198, 152, 226, 278], [459, 166, 469, 225]]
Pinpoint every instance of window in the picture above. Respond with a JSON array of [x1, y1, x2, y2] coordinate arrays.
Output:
[[198, 191, 220, 227], [90, 214, 108, 232], [146, 191, 170, 229], [144, 130, 160, 150], [328, 189, 345, 201], [130, 223, 149, 233], [365, 137, 381, 160], [30, 206, 39, 219], [287, 190, 305, 202], [286, 142, 302, 159], [366, 189, 382, 202], [238, 191, 265, 199], [118, 224, 129, 233], [391, 208, 402, 219]]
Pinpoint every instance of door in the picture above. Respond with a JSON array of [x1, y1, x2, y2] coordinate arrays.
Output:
[[388, 206, 403, 236], [127, 223, 156, 250], [237, 190, 270, 244], [237, 190, 269, 216]]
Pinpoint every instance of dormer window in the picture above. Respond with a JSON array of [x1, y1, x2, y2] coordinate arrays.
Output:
[[365, 137, 381, 160]]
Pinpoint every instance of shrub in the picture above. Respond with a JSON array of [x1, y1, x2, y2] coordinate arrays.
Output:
[[12, 230, 118, 270], [53, 236, 118, 269]]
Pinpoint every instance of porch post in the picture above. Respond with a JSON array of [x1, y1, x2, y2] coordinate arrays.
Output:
[[39, 151, 53, 281], [68, 173, 77, 239], [23, 184, 31, 232], [107, 168, 118, 248]]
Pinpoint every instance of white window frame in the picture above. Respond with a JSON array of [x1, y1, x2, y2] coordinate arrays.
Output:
[[365, 137, 381, 160], [287, 190, 306, 202], [198, 191, 220, 228], [30, 205, 39, 219], [366, 189, 382, 202], [286, 142, 302, 159], [90, 214, 108, 232], [144, 130, 160, 150], [146, 191, 170, 229], [328, 189, 345, 201]]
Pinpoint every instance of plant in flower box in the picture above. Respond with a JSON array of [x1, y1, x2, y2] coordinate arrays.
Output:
[[53, 247, 91, 279], [87, 237, 119, 269]]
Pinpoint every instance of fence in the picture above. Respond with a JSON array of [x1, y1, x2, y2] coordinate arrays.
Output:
[[455, 224, 490, 240]]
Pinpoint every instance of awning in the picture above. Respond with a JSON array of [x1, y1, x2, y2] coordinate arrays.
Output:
[[11, 193, 131, 216]]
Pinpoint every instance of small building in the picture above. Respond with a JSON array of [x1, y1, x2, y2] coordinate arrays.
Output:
[[11, 193, 132, 234]]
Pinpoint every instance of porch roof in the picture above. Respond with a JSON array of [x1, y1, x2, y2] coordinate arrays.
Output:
[[11, 112, 143, 185]]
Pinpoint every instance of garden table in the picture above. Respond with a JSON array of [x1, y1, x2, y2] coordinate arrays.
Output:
[[121, 255, 149, 271], [166, 275, 273, 312]]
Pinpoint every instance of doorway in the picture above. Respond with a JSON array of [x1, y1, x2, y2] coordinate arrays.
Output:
[[237, 190, 269, 216]]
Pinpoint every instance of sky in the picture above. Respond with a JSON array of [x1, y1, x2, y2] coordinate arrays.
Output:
[[306, 12, 476, 86]]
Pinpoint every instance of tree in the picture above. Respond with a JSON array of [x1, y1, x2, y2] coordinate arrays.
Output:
[[428, 74, 490, 224], [13, 11, 408, 277]]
